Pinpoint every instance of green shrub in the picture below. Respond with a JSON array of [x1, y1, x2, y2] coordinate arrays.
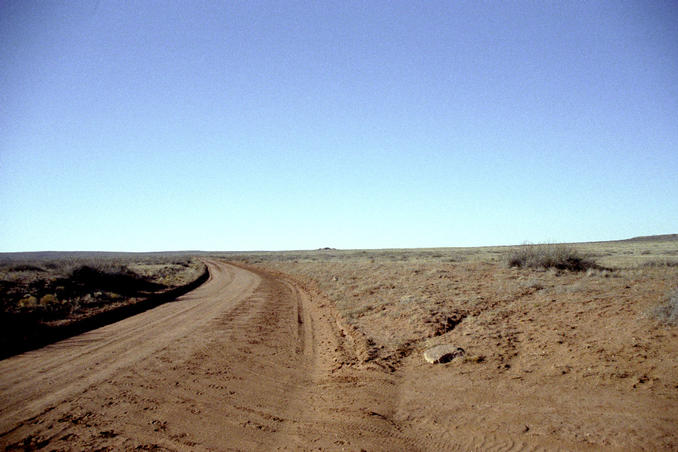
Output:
[[18, 295, 38, 308], [39, 294, 58, 306], [506, 244, 596, 271]]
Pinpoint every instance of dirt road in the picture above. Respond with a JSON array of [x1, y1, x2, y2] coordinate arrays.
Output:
[[0, 260, 405, 450], [0, 260, 633, 450]]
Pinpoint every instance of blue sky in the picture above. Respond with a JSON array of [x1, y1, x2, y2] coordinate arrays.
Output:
[[1, 1, 677, 251]]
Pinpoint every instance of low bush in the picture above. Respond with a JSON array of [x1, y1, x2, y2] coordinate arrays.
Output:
[[68, 265, 162, 296], [10, 264, 45, 272], [652, 288, 678, 325], [39, 294, 58, 306], [506, 244, 596, 271], [640, 259, 678, 268]]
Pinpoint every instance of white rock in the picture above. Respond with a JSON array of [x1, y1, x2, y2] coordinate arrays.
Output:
[[423, 345, 465, 364]]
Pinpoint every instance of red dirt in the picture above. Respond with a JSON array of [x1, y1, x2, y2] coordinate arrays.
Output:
[[1, 259, 676, 450]]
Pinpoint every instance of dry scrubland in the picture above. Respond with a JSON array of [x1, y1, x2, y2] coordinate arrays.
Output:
[[0, 253, 206, 358], [1, 238, 677, 449], [225, 237, 678, 369], [221, 236, 678, 448]]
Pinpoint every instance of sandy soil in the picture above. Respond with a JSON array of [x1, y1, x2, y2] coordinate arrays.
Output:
[[1, 259, 676, 450]]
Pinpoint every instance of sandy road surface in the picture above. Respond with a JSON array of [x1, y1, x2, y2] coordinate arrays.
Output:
[[0, 260, 405, 450], [2, 260, 599, 451]]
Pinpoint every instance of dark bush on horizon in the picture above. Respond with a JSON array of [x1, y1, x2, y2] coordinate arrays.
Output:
[[68, 265, 163, 296], [506, 243, 596, 271]]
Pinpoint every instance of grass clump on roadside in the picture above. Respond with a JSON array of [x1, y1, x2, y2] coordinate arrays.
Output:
[[506, 243, 596, 271], [652, 287, 678, 325]]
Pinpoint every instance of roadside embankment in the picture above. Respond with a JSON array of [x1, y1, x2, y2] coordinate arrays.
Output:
[[0, 262, 209, 360]]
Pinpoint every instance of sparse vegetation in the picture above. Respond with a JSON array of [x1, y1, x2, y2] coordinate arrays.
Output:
[[0, 256, 204, 316], [652, 287, 678, 325], [0, 253, 207, 358], [640, 259, 678, 268], [2, 236, 677, 449], [223, 235, 678, 374], [506, 243, 596, 271]]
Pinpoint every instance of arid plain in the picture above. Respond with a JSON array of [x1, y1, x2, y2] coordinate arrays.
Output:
[[1, 236, 677, 450]]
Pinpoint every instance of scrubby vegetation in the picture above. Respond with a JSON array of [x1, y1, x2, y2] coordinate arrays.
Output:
[[505, 243, 597, 271], [0, 256, 204, 318], [652, 287, 678, 325], [0, 253, 207, 358], [223, 236, 677, 370]]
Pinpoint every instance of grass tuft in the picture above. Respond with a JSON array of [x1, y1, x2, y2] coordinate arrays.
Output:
[[652, 288, 678, 325], [506, 243, 596, 271]]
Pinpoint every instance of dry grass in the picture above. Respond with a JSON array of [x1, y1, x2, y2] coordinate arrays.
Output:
[[3, 238, 676, 379], [221, 237, 678, 376], [0, 254, 204, 317], [652, 287, 678, 325], [0, 253, 207, 358], [505, 243, 596, 271]]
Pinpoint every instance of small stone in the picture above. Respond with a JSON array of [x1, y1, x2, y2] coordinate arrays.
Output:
[[423, 345, 465, 364]]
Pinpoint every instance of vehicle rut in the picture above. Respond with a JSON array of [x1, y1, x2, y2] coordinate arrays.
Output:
[[0, 260, 563, 451], [0, 261, 411, 450]]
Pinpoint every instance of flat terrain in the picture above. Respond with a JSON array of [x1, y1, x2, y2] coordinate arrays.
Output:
[[1, 238, 677, 450], [229, 239, 678, 450], [1, 260, 442, 450]]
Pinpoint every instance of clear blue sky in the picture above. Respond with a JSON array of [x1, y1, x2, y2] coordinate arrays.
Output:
[[1, 1, 677, 251]]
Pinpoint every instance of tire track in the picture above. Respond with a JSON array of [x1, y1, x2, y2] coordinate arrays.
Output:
[[0, 263, 235, 384], [0, 260, 259, 438], [1, 261, 581, 451]]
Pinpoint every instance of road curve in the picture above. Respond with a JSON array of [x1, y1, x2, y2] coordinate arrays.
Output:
[[0, 260, 259, 435], [0, 260, 418, 450], [0, 260, 583, 451]]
